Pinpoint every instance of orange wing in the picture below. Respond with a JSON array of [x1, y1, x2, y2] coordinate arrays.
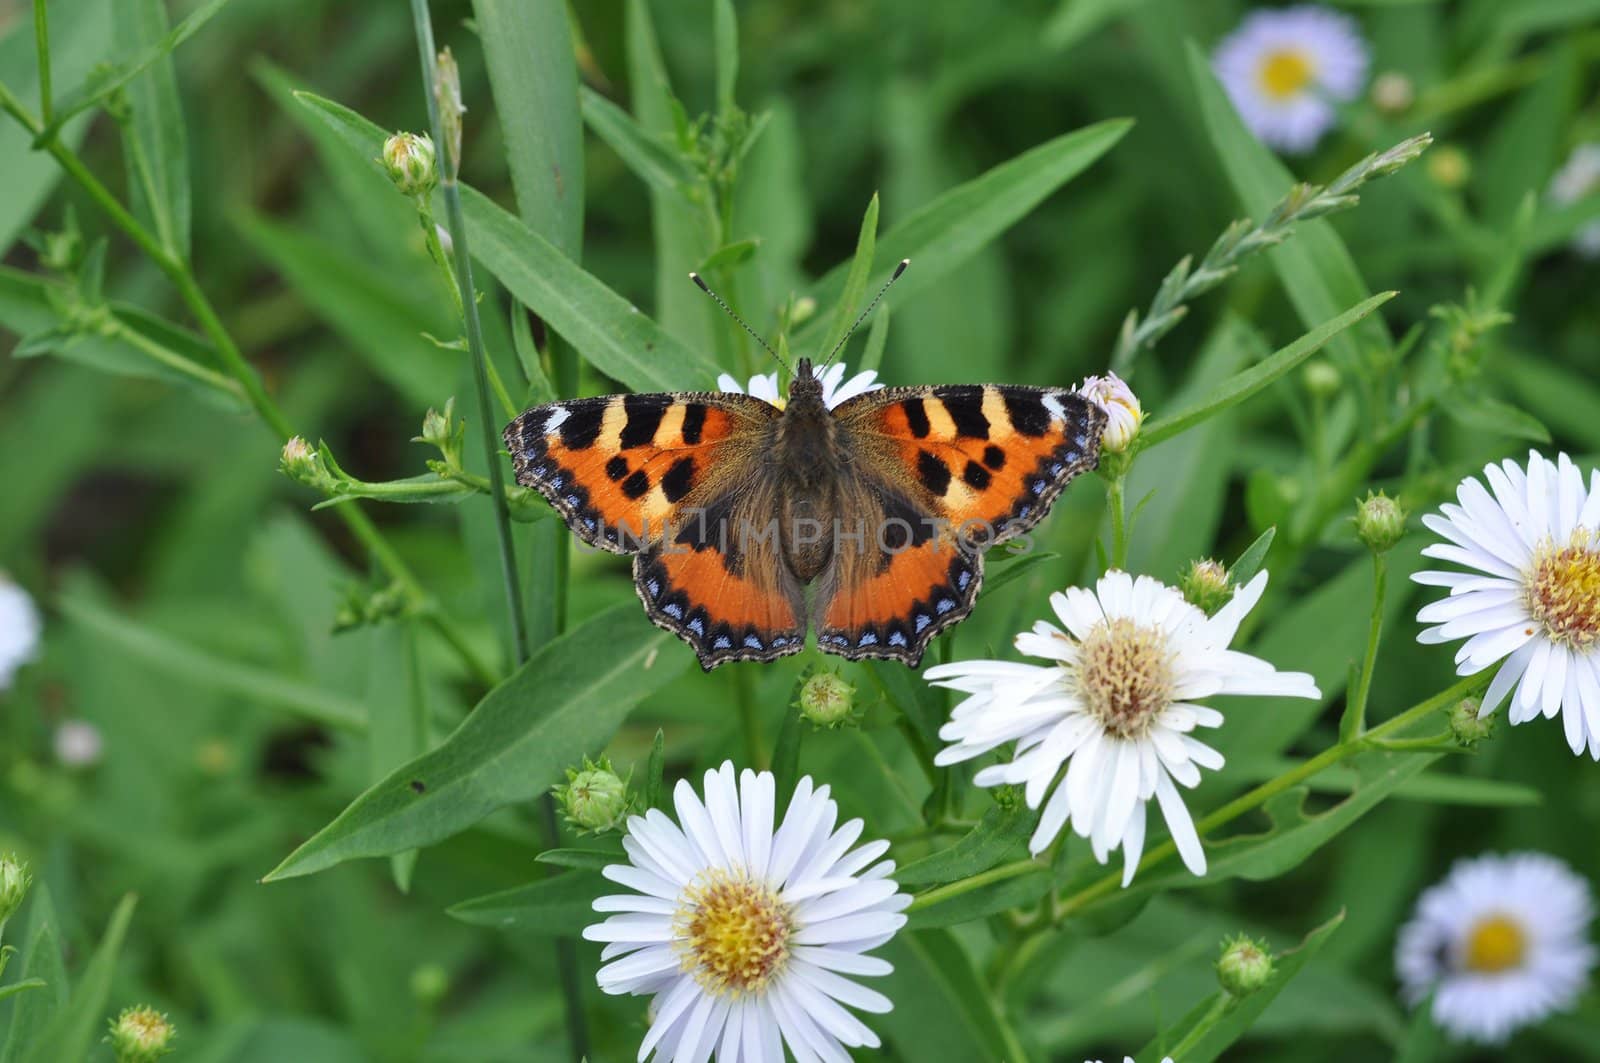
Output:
[[812, 384, 1105, 665]]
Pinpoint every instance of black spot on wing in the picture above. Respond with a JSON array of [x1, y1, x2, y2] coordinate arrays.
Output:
[[1002, 391, 1051, 437], [963, 460, 991, 490], [902, 398, 931, 438], [559, 404, 605, 449], [620, 394, 666, 449], [681, 403, 708, 445], [917, 450, 951, 495], [935, 385, 989, 439], [982, 445, 1006, 470], [605, 456, 629, 481], [661, 457, 695, 503], [621, 470, 651, 500]]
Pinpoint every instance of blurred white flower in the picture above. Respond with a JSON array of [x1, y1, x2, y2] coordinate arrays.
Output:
[[1413, 451, 1600, 757], [0, 577, 41, 692], [53, 720, 103, 768], [1397, 852, 1595, 1043], [585, 761, 909, 1062], [1077, 371, 1143, 453], [1086, 1057, 1173, 1063], [1213, 5, 1370, 153], [717, 361, 882, 411], [928, 570, 1319, 885], [1549, 143, 1600, 259]]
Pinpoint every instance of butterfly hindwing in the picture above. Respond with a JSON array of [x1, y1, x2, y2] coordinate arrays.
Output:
[[503, 391, 777, 553]]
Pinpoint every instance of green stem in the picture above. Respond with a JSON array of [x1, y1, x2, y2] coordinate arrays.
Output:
[[1343, 552, 1387, 742], [31, 0, 50, 125], [109, 315, 243, 397], [735, 666, 767, 770], [0, 77, 496, 689], [1107, 470, 1129, 569], [1166, 994, 1231, 1060]]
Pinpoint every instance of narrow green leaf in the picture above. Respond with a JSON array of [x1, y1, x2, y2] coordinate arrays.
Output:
[[712, 0, 739, 114], [877, 930, 1013, 1063], [865, 661, 943, 755], [1478, 43, 1577, 226], [448, 872, 606, 934], [858, 299, 891, 373], [1228, 759, 1542, 808], [1228, 526, 1276, 586], [1443, 394, 1551, 444], [368, 622, 429, 892], [1186, 41, 1392, 366], [771, 678, 804, 803], [816, 195, 879, 363], [0, 981, 45, 1005], [579, 86, 691, 195], [58, 586, 366, 732], [0, 888, 66, 1063], [1138, 292, 1397, 447], [1395, 993, 1442, 1063], [1135, 912, 1345, 1063], [24, 894, 137, 1063], [535, 844, 625, 872], [895, 802, 1035, 886], [979, 551, 1060, 600], [1497, 349, 1600, 450], [263, 604, 687, 881], [644, 728, 665, 810], [797, 119, 1133, 343], [696, 238, 760, 274], [112, 0, 189, 258]]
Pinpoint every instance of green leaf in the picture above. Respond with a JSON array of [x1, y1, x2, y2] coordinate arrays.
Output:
[[112, 0, 190, 258], [771, 677, 804, 802], [1443, 394, 1551, 444], [895, 802, 1035, 886], [858, 299, 891, 373], [979, 551, 1061, 600], [1186, 41, 1392, 367], [263, 604, 687, 881], [712, 0, 739, 114], [448, 871, 607, 934], [1228, 526, 1276, 586], [534, 844, 625, 872], [234, 211, 457, 407], [24, 894, 137, 1063], [816, 194, 879, 362], [0, 0, 112, 251], [291, 90, 720, 392], [1138, 292, 1396, 447], [471, 0, 583, 257], [877, 930, 1016, 1063], [36, 0, 234, 142], [644, 728, 665, 809], [368, 622, 429, 892], [1227, 758, 1541, 807], [1135, 912, 1344, 1063], [57, 583, 366, 732], [865, 661, 943, 756], [796, 119, 1132, 344], [1395, 994, 1442, 1063], [579, 86, 691, 196], [1498, 349, 1600, 450], [696, 238, 760, 274], [1478, 43, 1578, 227], [0, 888, 67, 1063]]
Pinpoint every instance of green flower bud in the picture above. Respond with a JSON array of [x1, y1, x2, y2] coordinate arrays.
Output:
[[381, 132, 438, 197], [991, 784, 1023, 813], [410, 962, 449, 1005], [1447, 697, 1495, 748], [788, 296, 818, 327], [279, 436, 338, 493], [1301, 359, 1340, 399], [1355, 491, 1406, 553], [1426, 145, 1470, 191], [556, 757, 631, 834], [1179, 558, 1233, 617], [0, 855, 30, 925], [106, 1005, 176, 1063], [797, 671, 856, 729], [1216, 934, 1274, 998]]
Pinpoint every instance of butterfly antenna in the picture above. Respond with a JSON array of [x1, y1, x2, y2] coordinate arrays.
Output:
[[821, 259, 909, 370], [688, 273, 790, 373]]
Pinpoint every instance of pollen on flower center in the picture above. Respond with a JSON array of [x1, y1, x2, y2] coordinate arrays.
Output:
[[674, 868, 793, 997], [1525, 532, 1600, 649], [1073, 617, 1176, 739], [1462, 912, 1527, 974], [1257, 48, 1315, 100]]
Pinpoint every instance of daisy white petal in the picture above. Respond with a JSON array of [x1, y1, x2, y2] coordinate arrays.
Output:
[[586, 761, 907, 1061], [930, 569, 1318, 885], [0, 577, 41, 692], [1396, 852, 1597, 1043], [716, 362, 883, 410]]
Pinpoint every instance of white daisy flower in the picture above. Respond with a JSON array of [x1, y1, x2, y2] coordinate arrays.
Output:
[[585, 761, 909, 1062], [1396, 852, 1596, 1044], [1549, 143, 1600, 259], [928, 570, 1319, 885], [53, 720, 104, 768], [1077, 371, 1143, 454], [1085, 1057, 1172, 1063], [1212, 5, 1370, 153], [1413, 451, 1600, 758], [716, 362, 882, 411], [0, 576, 41, 692]]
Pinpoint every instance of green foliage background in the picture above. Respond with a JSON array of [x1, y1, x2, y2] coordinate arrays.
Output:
[[2, 0, 1599, 1060]]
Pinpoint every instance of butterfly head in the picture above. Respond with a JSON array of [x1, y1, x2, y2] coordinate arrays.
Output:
[[788, 358, 823, 403]]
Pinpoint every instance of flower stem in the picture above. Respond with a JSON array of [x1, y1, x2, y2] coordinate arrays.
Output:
[[0, 77, 496, 689], [31, 0, 50, 125], [1342, 552, 1387, 742], [1107, 470, 1129, 570]]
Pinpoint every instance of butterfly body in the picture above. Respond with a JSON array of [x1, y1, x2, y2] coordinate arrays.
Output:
[[504, 359, 1106, 670]]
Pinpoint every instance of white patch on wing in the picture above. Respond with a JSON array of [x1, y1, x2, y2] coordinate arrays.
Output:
[[543, 407, 571, 434]]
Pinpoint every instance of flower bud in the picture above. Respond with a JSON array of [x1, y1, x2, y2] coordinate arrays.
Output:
[[1355, 491, 1406, 553], [556, 757, 631, 834], [1370, 71, 1414, 114], [1216, 934, 1274, 998], [788, 296, 818, 327], [106, 1006, 176, 1063], [1078, 372, 1143, 454], [1179, 559, 1233, 617], [1447, 697, 1495, 748], [0, 855, 31, 925], [1426, 145, 1470, 190], [411, 963, 449, 1005], [53, 720, 104, 769], [1301, 359, 1339, 399], [279, 437, 338, 493], [797, 671, 856, 729], [381, 132, 438, 197]]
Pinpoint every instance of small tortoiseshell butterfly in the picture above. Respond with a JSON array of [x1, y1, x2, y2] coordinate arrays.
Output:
[[503, 265, 1107, 670]]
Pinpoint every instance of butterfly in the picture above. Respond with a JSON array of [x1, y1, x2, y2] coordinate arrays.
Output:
[[502, 271, 1107, 671]]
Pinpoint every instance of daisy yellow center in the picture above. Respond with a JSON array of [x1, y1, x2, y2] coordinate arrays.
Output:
[[1525, 531, 1600, 649], [674, 868, 793, 997], [1075, 617, 1176, 739], [1462, 913, 1527, 974], [1257, 48, 1316, 101]]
